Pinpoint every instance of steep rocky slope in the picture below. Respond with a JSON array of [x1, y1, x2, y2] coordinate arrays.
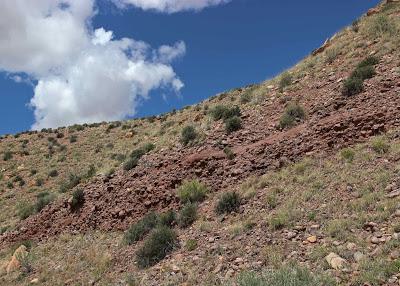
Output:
[[1, 1, 400, 285]]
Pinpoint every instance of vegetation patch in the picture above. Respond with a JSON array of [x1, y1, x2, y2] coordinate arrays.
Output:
[[278, 72, 292, 92], [123, 143, 155, 171], [158, 210, 176, 227], [177, 180, 207, 204], [136, 226, 178, 268], [70, 188, 85, 211], [124, 212, 159, 245], [342, 56, 379, 96], [340, 148, 355, 162], [178, 203, 198, 228], [215, 192, 241, 214], [3, 151, 13, 161], [371, 137, 390, 154], [59, 173, 81, 193], [279, 102, 306, 129], [209, 105, 241, 121], [225, 116, 242, 134], [181, 125, 198, 145], [236, 264, 335, 286]]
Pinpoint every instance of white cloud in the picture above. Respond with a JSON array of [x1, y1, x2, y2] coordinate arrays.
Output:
[[156, 41, 186, 63], [114, 0, 230, 13], [0, 0, 185, 129]]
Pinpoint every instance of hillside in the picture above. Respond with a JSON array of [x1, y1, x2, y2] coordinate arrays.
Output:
[[1, 1, 400, 285]]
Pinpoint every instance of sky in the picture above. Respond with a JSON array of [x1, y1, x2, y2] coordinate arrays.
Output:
[[0, 0, 381, 135]]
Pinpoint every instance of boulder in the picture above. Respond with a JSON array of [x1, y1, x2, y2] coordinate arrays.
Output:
[[325, 252, 348, 271]]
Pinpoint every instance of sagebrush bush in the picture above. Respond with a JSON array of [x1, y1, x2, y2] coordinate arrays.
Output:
[[159, 210, 176, 227], [136, 226, 178, 268], [351, 65, 376, 81], [181, 125, 197, 145], [59, 173, 81, 193], [35, 192, 54, 212], [366, 14, 397, 39], [3, 151, 12, 161], [215, 192, 241, 214], [224, 147, 235, 160], [279, 103, 306, 129], [185, 239, 198, 251], [342, 77, 363, 96], [17, 201, 35, 220], [357, 56, 379, 69], [123, 157, 138, 171], [371, 137, 390, 154], [71, 188, 84, 210], [177, 180, 207, 204], [124, 212, 159, 245], [225, 116, 242, 134], [340, 148, 355, 162], [178, 203, 198, 228], [69, 135, 77, 143], [269, 211, 290, 230], [240, 92, 251, 104], [279, 72, 292, 91], [342, 56, 379, 96], [210, 105, 241, 121], [48, 169, 59, 177]]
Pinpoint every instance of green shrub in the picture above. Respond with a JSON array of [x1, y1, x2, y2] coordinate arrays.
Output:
[[35, 192, 54, 212], [3, 151, 12, 161], [237, 264, 335, 286], [279, 103, 306, 129], [224, 147, 235, 160], [342, 77, 363, 96], [340, 148, 355, 162], [181, 125, 197, 145], [130, 148, 146, 160], [70, 188, 84, 210], [177, 180, 207, 204], [240, 93, 251, 104], [143, 143, 155, 153], [159, 210, 176, 227], [325, 47, 340, 64], [178, 203, 198, 228], [85, 164, 96, 178], [185, 239, 198, 251], [48, 170, 59, 177], [210, 105, 241, 121], [215, 192, 241, 214], [357, 56, 379, 69], [371, 137, 390, 154], [269, 211, 290, 230], [225, 116, 242, 134], [35, 178, 44, 187], [124, 212, 159, 245], [59, 174, 81, 193], [136, 226, 178, 268], [17, 201, 35, 220], [366, 15, 397, 39], [123, 157, 138, 171], [351, 65, 376, 81], [69, 135, 77, 143], [279, 72, 292, 91]]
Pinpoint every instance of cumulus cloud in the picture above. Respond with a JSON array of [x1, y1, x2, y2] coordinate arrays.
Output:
[[0, 0, 185, 129], [114, 0, 230, 13]]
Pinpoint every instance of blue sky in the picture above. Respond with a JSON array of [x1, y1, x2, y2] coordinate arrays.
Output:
[[0, 0, 380, 135]]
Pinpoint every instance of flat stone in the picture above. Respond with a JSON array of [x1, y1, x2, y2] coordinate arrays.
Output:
[[307, 236, 317, 243]]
